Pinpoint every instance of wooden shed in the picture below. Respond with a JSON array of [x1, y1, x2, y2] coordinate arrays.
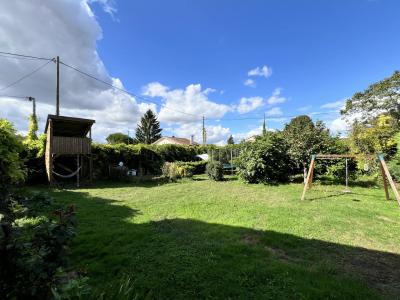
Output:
[[45, 115, 95, 186]]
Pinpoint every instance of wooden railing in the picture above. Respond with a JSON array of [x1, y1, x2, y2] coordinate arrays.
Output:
[[52, 136, 91, 154]]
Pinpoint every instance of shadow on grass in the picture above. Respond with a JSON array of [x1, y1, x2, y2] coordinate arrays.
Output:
[[49, 189, 400, 299]]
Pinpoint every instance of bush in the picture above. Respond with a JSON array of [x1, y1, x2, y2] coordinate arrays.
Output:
[[0, 119, 26, 193], [206, 161, 224, 181], [92, 143, 162, 179], [388, 159, 400, 181], [236, 132, 293, 184], [175, 160, 207, 174], [162, 162, 194, 181], [0, 192, 87, 299], [153, 144, 198, 162]]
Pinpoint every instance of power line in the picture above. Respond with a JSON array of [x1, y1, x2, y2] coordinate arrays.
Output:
[[0, 59, 53, 92], [59, 60, 202, 119], [216, 111, 341, 122], [0, 50, 53, 61]]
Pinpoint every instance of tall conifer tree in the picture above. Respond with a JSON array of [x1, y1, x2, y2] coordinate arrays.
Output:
[[135, 109, 162, 144]]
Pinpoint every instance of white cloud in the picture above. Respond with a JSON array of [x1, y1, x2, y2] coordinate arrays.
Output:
[[244, 78, 256, 88], [266, 107, 283, 116], [0, 0, 149, 142], [267, 88, 287, 105], [321, 100, 346, 110], [248, 65, 272, 78], [327, 117, 349, 135], [172, 123, 231, 145], [89, 0, 117, 19], [142, 82, 231, 124], [237, 96, 264, 114]]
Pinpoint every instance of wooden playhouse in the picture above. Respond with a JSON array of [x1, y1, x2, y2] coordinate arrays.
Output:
[[45, 115, 95, 186]]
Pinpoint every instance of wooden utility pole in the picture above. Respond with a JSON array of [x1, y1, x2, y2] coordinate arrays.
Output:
[[56, 56, 60, 116], [28, 96, 36, 117]]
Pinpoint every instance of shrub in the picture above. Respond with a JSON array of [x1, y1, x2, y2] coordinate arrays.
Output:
[[162, 162, 194, 181], [0, 192, 86, 299], [175, 160, 207, 174], [0, 119, 26, 193], [154, 144, 198, 162], [388, 159, 400, 181], [206, 161, 224, 181], [236, 132, 293, 184]]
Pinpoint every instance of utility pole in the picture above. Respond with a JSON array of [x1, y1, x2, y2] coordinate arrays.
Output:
[[28, 96, 36, 118], [56, 56, 60, 116], [202, 116, 207, 146]]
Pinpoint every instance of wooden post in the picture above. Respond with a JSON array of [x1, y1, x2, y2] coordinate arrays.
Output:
[[56, 56, 60, 116], [379, 159, 390, 201], [301, 155, 316, 200], [77, 154, 80, 188], [378, 155, 400, 206], [48, 119, 54, 185], [89, 128, 93, 183]]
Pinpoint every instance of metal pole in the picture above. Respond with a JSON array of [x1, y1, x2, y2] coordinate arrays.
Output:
[[56, 56, 60, 116], [231, 149, 233, 175], [344, 158, 350, 192]]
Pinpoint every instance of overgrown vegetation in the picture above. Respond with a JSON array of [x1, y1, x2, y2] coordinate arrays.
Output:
[[206, 161, 224, 181], [0, 119, 86, 299], [236, 132, 292, 183]]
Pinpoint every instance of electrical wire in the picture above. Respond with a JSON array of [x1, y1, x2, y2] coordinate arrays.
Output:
[[0, 59, 52, 92], [0, 51, 53, 61], [59, 61, 202, 120]]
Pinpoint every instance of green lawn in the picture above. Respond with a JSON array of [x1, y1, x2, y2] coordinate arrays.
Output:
[[33, 176, 400, 299]]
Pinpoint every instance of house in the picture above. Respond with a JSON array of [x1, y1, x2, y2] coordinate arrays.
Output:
[[152, 135, 199, 146]]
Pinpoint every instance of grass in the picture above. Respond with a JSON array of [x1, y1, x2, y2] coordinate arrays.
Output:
[[31, 176, 400, 299]]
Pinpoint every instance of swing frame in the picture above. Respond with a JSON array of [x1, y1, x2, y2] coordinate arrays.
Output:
[[300, 154, 400, 207]]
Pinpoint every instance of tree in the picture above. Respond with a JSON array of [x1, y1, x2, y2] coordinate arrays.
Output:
[[135, 109, 162, 144], [227, 135, 234, 145], [106, 132, 135, 144], [262, 113, 267, 136], [282, 116, 332, 182], [26, 114, 38, 141], [348, 114, 397, 157], [342, 71, 400, 124]]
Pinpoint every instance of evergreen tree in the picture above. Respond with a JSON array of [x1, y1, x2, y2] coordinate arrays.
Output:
[[26, 114, 38, 141], [227, 135, 234, 144], [262, 113, 267, 136], [135, 109, 162, 144]]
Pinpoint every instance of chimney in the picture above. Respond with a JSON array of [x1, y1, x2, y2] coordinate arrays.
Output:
[[190, 135, 194, 145]]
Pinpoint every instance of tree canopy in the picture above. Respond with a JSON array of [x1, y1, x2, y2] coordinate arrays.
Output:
[[106, 132, 135, 145], [282, 115, 333, 179], [227, 135, 234, 145], [135, 109, 162, 144], [342, 71, 400, 124]]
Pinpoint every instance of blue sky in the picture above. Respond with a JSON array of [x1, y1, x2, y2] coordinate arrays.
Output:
[[1, 0, 400, 143]]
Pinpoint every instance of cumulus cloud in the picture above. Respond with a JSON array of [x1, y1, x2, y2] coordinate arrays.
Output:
[[320, 99, 346, 110], [244, 78, 256, 88], [267, 88, 287, 105], [237, 96, 264, 114], [0, 0, 154, 142], [142, 82, 231, 124], [171, 123, 231, 145], [248, 65, 272, 78], [265, 107, 283, 116]]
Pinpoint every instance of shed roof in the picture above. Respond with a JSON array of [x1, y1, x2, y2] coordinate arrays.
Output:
[[45, 115, 95, 137]]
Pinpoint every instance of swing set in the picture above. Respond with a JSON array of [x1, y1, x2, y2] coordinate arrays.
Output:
[[301, 154, 400, 207]]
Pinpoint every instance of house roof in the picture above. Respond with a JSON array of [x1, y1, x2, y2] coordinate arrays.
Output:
[[45, 114, 95, 137], [152, 136, 199, 146]]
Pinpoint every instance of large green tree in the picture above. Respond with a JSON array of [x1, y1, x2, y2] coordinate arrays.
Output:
[[282, 116, 332, 182], [342, 71, 400, 124], [135, 109, 162, 144], [106, 132, 135, 145], [227, 135, 234, 145]]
